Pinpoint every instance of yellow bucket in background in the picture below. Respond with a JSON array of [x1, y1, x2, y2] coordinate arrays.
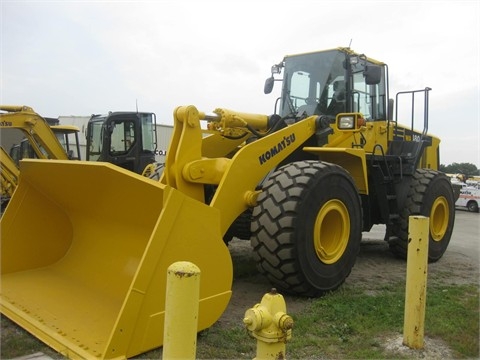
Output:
[[1, 159, 232, 359]]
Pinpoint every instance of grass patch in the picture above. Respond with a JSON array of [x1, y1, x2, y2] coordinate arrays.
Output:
[[193, 282, 479, 359], [425, 284, 479, 356], [0, 316, 64, 359], [288, 286, 404, 358]]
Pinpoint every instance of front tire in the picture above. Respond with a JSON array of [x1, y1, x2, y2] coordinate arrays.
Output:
[[251, 161, 362, 297], [467, 201, 479, 213], [389, 169, 455, 262]]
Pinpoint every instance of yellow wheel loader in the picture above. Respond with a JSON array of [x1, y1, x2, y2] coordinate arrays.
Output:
[[0, 105, 80, 161], [8, 125, 82, 164], [0, 106, 81, 209], [0, 48, 455, 359], [3, 123, 79, 201]]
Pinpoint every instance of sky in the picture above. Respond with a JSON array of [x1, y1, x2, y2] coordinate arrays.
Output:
[[1, 0, 479, 167]]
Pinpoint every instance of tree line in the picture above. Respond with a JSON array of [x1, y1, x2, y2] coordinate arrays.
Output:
[[439, 162, 480, 177]]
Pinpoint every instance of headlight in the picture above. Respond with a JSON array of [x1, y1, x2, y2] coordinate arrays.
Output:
[[338, 115, 355, 129]]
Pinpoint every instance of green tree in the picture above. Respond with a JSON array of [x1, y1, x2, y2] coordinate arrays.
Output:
[[439, 162, 480, 176]]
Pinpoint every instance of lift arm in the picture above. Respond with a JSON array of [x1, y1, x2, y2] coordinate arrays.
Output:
[[0, 147, 19, 198], [162, 105, 321, 236]]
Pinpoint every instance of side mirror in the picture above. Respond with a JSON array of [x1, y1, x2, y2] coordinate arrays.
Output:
[[364, 65, 382, 85], [264, 77, 275, 94]]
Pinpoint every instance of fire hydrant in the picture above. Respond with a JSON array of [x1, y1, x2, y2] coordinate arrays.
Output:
[[243, 288, 293, 360]]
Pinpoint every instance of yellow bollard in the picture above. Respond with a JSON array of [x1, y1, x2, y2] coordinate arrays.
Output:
[[403, 216, 429, 349], [243, 288, 293, 360], [163, 261, 201, 360]]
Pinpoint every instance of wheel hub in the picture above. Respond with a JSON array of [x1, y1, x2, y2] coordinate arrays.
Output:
[[314, 199, 350, 264], [430, 196, 449, 242]]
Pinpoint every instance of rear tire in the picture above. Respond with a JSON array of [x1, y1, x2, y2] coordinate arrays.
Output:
[[389, 169, 455, 262], [251, 161, 362, 297]]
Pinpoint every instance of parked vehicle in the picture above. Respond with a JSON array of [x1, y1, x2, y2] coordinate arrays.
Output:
[[456, 184, 480, 212]]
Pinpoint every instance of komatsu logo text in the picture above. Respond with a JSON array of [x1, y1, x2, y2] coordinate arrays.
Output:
[[259, 133, 296, 165]]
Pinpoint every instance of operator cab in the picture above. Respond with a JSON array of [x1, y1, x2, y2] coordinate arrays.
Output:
[[265, 48, 386, 121]]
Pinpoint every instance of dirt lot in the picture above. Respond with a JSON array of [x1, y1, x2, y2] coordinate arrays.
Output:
[[219, 209, 479, 358]]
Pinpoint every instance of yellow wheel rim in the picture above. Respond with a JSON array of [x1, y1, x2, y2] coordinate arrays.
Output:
[[314, 199, 350, 264], [430, 196, 449, 242]]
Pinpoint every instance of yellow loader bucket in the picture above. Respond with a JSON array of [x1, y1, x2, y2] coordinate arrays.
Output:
[[1, 159, 232, 359]]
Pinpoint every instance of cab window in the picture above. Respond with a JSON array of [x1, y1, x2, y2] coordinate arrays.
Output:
[[110, 121, 136, 155]]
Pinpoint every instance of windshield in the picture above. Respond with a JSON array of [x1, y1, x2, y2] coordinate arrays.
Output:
[[109, 120, 136, 155], [281, 50, 345, 117], [280, 49, 387, 121], [54, 131, 80, 159]]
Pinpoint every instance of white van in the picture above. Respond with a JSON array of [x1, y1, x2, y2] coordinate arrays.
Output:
[[456, 185, 480, 212]]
